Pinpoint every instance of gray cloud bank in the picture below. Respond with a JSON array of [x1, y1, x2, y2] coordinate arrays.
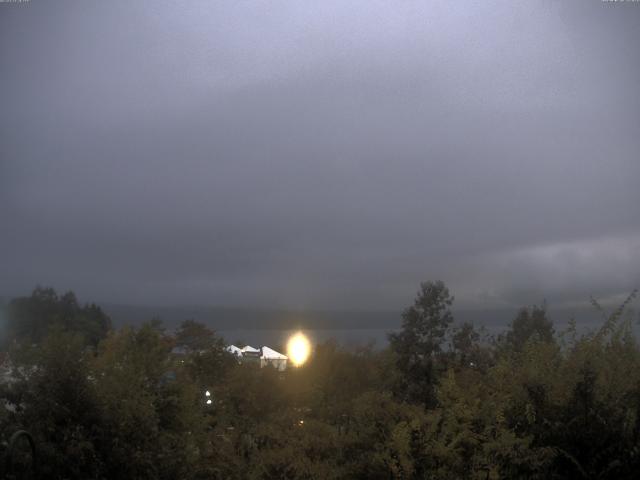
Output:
[[1, 0, 639, 312]]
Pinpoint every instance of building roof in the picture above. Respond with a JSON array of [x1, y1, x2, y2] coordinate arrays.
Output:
[[241, 345, 260, 353]]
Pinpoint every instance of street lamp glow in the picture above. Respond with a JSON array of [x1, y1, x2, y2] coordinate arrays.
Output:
[[287, 332, 311, 367]]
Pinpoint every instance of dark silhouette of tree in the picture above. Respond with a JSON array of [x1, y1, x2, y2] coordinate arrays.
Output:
[[6, 287, 110, 347], [174, 319, 217, 352], [503, 303, 554, 351], [389, 280, 454, 406]]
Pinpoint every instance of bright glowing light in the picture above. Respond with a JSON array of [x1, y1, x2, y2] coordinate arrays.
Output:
[[206, 399, 212, 405], [205, 390, 211, 397], [287, 332, 311, 367]]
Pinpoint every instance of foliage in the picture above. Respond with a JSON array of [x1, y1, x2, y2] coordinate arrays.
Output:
[[0, 283, 639, 479], [5, 287, 110, 347], [174, 319, 236, 389], [500, 304, 555, 352], [175, 319, 220, 352], [389, 280, 454, 406], [4, 328, 103, 478]]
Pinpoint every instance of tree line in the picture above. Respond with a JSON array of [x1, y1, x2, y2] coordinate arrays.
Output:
[[0, 283, 638, 479]]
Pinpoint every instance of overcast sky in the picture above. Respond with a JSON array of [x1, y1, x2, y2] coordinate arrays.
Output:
[[1, 0, 639, 311]]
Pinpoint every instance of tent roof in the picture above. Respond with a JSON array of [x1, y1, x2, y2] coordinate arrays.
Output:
[[241, 345, 260, 353], [261, 346, 288, 360]]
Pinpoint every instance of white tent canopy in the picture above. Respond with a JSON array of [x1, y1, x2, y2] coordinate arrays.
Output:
[[224, 345, 288, 371], [225, 345, 243, 356], [261, 346, 287, 360], [260, 346, 288, 371]]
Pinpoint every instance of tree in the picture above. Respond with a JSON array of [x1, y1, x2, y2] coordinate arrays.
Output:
[[6, 287, 111, 347], [503, 304, 554, 352], [175, 319, 218, 352], [450, 321, 492, 371], [92, 322, 203, 480], [6, 328, 104, 479], [174, 320, 234, 388], [389, 280, 454, 407]]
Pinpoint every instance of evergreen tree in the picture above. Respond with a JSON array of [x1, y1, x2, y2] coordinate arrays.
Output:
[[389, 280, 454, 406]]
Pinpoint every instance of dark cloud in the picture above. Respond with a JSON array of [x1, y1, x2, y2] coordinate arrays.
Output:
[[1, 0, 639, 311]]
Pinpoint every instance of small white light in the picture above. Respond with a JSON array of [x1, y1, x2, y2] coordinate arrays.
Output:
[[205, 390, 211, 397], [206, 399, 212, 405]]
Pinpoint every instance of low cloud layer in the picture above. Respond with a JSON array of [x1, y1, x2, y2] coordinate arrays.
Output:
[[1, 0, 639, 311]]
